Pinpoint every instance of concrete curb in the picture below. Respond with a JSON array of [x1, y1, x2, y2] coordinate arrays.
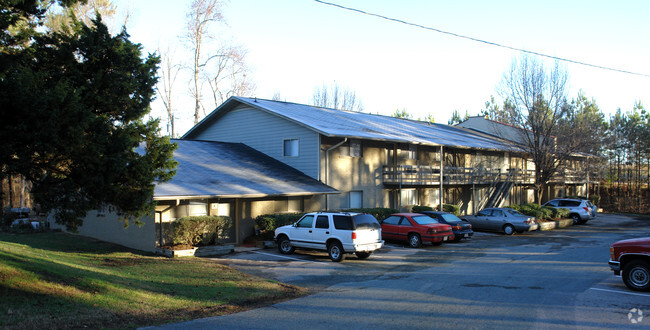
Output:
[[538, 218, 573, 231]]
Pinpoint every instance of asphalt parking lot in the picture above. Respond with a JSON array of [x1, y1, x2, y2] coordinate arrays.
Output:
[[147, 214, 650, 329]]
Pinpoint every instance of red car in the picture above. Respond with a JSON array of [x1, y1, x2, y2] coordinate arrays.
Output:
[[380, 213, 454, 248], [609, 237, 650, 291]]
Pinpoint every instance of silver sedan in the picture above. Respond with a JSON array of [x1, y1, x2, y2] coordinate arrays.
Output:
[[462, 208, 538, 235]]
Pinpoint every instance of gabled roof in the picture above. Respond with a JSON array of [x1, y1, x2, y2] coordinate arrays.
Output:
[[184, 97, 520, 152], [154, 139, 338, 200]]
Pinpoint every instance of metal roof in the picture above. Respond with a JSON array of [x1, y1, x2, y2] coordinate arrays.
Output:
[[153, 140, 338, 200], [185, 96, 520, 152]]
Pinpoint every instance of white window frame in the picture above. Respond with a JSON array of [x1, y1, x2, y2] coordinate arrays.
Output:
[[283, 138, 299, 157], [349, 191, 363, 209]]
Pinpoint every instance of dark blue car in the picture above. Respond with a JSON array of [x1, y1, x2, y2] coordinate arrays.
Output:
[[421, 211, 473, 242]]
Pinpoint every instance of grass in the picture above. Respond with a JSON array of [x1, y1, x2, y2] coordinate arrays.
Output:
[[0, 231, 306, 329]]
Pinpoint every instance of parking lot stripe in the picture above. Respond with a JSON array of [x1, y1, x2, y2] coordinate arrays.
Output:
[[589, 287, 650, 297], [250, 250, 319, 263]]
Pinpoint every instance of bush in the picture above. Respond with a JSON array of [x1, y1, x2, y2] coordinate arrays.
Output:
[[441, 204, 460, 216], [539, 207, 553, 220], [412, 205, 434, 213], [556, 207, 570, 218], [170, 216, 231, 246], [517, 203, 541, 217], [255, 213, 305, 238], [347, 208, 398, 221]]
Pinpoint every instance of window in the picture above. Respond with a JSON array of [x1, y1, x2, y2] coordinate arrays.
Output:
[[401, 188, 418, 205], [399, 217, 413, 226], [341, 140, 362, 157], [315, 215, 329, 229], [545, 200, 559, 207], [333, 215, 354, 230], [188, 200, 208, 216], [350, 140, 362, 157], [477, 210, 492, 216], [407, 145, 417, 160], [349, 191, 363, 208], [297, 215, 314, 228], [382, 215, 401, 225], [560, 200, 580, 207], [283, 139, 299, 157], [492, 210, 504, 217], [211, 203, 231, 216], [412, 215, 438, 225]]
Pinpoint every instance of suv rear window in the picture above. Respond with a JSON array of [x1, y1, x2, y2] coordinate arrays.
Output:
[[351, 214, 380, 230], [333, 215, 354, 230]]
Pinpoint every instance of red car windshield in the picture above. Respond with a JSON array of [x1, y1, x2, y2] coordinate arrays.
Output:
[[411, 215, 439, 225]]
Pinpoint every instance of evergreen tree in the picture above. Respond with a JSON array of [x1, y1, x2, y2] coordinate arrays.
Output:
[[0, 1, 177, 230]]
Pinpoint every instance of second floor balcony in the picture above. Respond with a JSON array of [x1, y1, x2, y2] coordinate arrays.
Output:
[[381, 165, 589, 186]]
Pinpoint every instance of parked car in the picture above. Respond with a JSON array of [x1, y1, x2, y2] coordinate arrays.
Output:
[[609, 237, 650, 291], [542, 198, 594, 224], [462, 208, 538, 235], [420, 211, 473, 242], [380, 213, 454, 248], [274, 212, 384, 262]]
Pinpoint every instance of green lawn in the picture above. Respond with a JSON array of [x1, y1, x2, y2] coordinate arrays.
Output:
[[0, 231, 305, 328]]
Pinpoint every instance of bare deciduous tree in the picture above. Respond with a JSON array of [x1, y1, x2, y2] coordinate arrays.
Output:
[[156, 47, 181, 137], [185, 0, 225, 125], [312, 83, 363, 111], [205, 44, 255, 109], [499, 55, 571, 203]]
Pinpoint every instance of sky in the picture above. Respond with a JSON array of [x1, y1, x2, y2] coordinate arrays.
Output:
[[111, 0, 650, 136]]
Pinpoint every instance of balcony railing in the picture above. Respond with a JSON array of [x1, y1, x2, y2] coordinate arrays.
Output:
[[382, 165, 577, 186]]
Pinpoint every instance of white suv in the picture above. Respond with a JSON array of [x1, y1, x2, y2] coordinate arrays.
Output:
[[274, 212, 384, 262], [543, 198, 594, 224]]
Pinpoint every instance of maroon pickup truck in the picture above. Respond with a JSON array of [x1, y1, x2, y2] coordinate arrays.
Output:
[[609, 237, 650, 291]]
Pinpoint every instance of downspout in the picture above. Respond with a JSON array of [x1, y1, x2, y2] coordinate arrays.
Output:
[[440, 146, 444, 210], [324, 138, 348, 210]]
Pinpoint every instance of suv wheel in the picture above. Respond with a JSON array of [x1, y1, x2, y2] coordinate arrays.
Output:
[[408, 233, 422, 248], [277, 236, 295, 255], [622, 260, 650, 291], [355, 251, 372, 259], [571, 214, 580, 225], [328, 241, 345, 262]]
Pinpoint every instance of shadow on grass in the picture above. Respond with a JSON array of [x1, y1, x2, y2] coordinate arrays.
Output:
[[0, 231, 305, 329]]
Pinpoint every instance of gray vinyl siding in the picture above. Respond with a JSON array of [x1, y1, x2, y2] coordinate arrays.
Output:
[[193, 104, 320, 179]]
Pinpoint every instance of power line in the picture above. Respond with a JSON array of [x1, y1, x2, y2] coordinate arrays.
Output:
[[314, 0, 650, 78]]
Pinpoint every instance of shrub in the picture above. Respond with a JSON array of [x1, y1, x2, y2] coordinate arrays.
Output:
[[170, 216, 231, 246], [412, 205, 434, 213], [255, 213, 305, 238], [441, 204, 460, 216], [508, 204, 522, 212], [556, 207, 570, 218], [539, 207, 554, 220], [347, 208, 398, 221], [517, 203, 541, 217]]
